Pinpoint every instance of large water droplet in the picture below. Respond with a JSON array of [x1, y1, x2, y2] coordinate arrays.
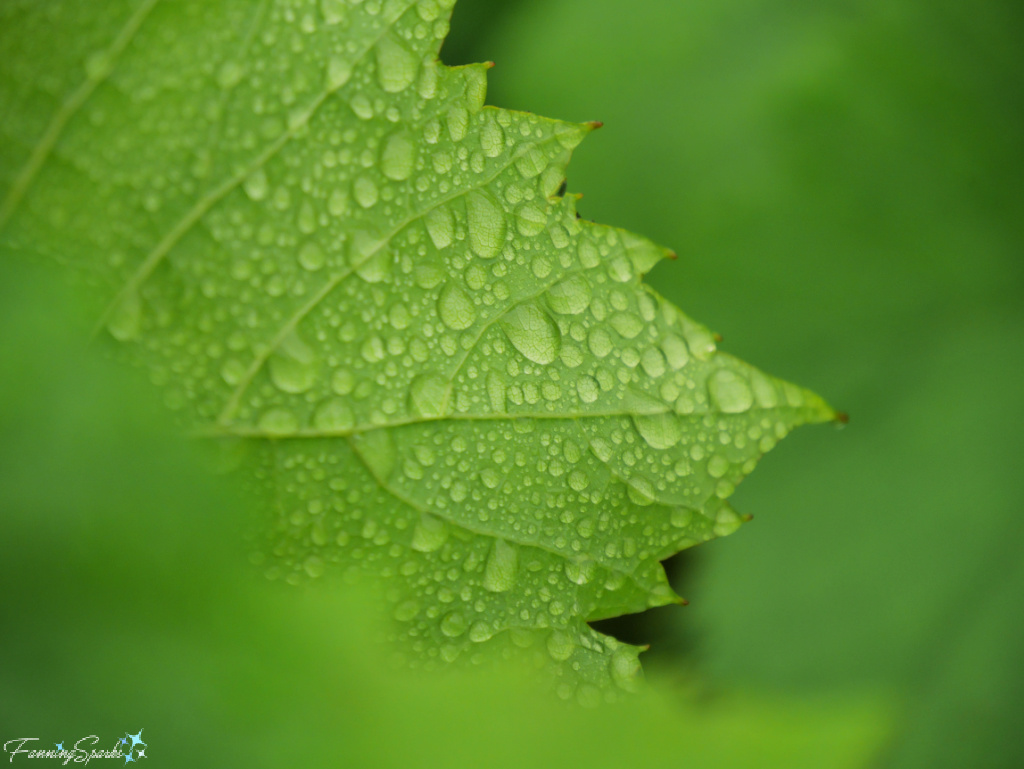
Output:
[[424, 207, 454, 249], [409, 373, 449, 417], [312, 397, 354, 432], [500, 303, 560, 365], [546, 630, 576, 662], [268, 331, 317, 394], [546, 274, 592, 315], [437, 282, 476, 330], [441, 612, 468, 638], [381, 130, 416, 181], [375, 35, 418, 93], [708, 369, 753, 413], [411, 513, 448, 552], [609, 647, 641, 692], [258, 407, 298, 435], [466, 191, 506, 259], [298, 241, 325, 271], [483, 538, 517, 592], [325, 54, 352, 90], [632, 412, 682, 450]]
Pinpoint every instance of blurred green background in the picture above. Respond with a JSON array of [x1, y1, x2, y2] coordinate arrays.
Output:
[[3, 0, 1022, 766], [444, 0, 1024, 766]]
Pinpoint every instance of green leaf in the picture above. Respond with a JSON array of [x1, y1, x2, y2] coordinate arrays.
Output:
[[0, 0, 835, 692]]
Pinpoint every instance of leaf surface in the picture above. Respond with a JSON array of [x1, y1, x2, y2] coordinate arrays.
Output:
[[0, 0, 834, 692]]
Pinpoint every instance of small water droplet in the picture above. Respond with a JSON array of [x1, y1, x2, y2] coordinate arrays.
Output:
[[319, 0, 347, 24]]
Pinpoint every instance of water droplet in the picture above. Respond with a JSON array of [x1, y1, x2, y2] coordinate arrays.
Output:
[[469, 621, 495, 643], [319, 0, 347, 24], [633, 412, 682, 450], [107, 291, 142, 341], [381, 131, 416, 180], [708, 369, 753, 413], [466, 191, 506, 259], [355, 249, 391, 283], [483, 538, 517, 592], [243, 168, 269, 201], [394, 600, 419, 622], [610, 312, 644, 339], [751, 370, 779, 408], [216, 60, 245, 90], [565, 560, 595, 585], [515, 202, 546, 236], [441, 612, 468, 638], [480, 120, 504, 157], [258, 407, 298, 435], [313, 397, 354, 432], [640, 347, 666, 378], [303, 555, 325, 579], [325, 54, 352, 90], [500, 303, 560, 365], [609, 647, 641, 692], [409, 373, 449, 417], [568, 470, 589, 491], [707, 455, 730, 479], [589, 437, 614, 463], [486, 371, 506, 412], [576, 376, 600, 404], [447, 105, 469, 142], [376, 35, 418, 93], [546, 630, 576, 661], [437, 282, 476, 330], [295, 241, 325, 272], [298, 200, 317, 234], [661, 334, 690, 369], [268, 331, 317, 394], [424, 207, 454, 249], [331, 369, 355, 396], [546, 274, 592, 315], [353, 175, 379, 208], [411, 513, 448, 552], [588, 328, 613, 358], [627, 475, 656, 506]]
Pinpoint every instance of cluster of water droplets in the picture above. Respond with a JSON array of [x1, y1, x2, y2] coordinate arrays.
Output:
[[8, 0, 832, 693]]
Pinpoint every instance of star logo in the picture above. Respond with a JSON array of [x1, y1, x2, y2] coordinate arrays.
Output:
[[127, 731, 146, 750]]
